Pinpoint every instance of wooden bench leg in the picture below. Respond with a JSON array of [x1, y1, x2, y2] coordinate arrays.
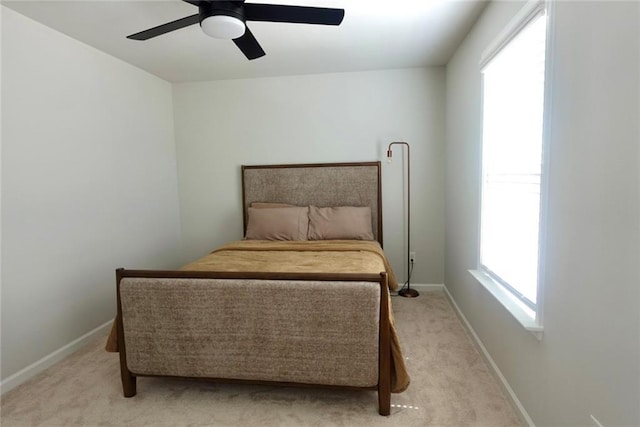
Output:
[[378, 272, 391, 416], [118, 341, 137, 397], [121, 364, 137, 397], [378, 383, 391, 416]]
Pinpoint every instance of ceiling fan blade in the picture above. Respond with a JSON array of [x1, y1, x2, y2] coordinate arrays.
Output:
[[127, 13, 200, 40], [244, 4, 344, 25], [182, 0, 246, 6], [232, 26, 266, 60]]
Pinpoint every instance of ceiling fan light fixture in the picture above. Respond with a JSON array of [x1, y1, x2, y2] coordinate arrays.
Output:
[[201, 15, 245, 40]]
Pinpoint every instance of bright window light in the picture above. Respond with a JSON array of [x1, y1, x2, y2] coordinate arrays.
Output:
[[480, 11, 548, 311]]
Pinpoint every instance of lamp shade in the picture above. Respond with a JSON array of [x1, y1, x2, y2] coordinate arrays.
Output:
[[201, 15, 245, 39]]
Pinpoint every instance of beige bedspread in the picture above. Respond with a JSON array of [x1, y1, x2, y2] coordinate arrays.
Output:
[[107, 240, 409, 393], [184, 240, 399, 291]]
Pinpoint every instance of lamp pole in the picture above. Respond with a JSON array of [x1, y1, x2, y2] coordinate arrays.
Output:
[[387, 142, 419, 298]]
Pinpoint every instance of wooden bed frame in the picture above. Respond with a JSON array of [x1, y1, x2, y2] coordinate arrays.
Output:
[[115, 161, 392, 415]]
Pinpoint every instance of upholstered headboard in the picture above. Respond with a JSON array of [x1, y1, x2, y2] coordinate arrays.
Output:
[[241, 162, 383, 245]]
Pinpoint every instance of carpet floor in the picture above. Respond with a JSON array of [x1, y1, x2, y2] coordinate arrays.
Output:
[[1, 290, 522, 426]]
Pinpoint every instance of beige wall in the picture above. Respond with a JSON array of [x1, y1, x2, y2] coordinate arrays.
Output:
[[1, 8, 182, 382], [172, 68, 446, 285], [445, 1, 640, 425]]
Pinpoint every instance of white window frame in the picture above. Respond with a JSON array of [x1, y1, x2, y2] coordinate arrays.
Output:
[[470, 0, 554, 340]]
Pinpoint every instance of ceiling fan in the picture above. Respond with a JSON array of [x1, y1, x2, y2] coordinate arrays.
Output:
[[127, 0, 345, 60]]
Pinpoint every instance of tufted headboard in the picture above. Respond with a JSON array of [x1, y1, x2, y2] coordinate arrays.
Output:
[[241, 162, 383, 246]]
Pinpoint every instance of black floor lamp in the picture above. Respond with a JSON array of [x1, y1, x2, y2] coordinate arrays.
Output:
[[387, 142, 419, 298]]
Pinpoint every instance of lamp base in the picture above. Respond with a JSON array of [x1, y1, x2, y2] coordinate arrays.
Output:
[[398, 287, 419, 298]]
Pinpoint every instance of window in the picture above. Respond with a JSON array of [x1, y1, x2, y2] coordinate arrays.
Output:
[[472, 1, 549, 336]]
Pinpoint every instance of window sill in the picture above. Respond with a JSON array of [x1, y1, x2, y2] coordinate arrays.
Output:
[[469, 269, 544, 340]]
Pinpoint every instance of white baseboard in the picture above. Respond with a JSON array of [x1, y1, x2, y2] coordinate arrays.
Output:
[[0, 320, 112, 395], [391, 283, 444, 296], [411, 283, 444, 291], [442, 285, 536, 427]]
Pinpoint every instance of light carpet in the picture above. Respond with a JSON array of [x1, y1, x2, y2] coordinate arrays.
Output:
[[1, 291, 522, 426]]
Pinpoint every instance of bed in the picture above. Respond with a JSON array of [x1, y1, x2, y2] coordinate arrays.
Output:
[[107, 161, 409, 416]]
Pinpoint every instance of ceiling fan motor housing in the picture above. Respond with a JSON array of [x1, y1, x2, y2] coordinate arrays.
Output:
[[199, 1, 245, 23]]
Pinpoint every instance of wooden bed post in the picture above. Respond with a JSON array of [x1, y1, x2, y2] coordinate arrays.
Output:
[[116, 269, 137, 397], [378, 272, 391, 416]]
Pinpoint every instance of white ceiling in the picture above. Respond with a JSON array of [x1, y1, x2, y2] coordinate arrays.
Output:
[[2, 0, 487, 83]]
